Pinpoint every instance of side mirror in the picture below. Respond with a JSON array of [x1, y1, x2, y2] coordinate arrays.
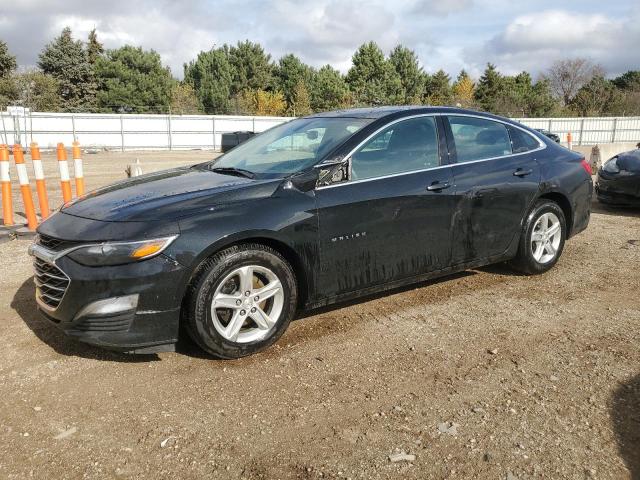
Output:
[[288, 169, 320, 192], [314, 158, 349, 187]]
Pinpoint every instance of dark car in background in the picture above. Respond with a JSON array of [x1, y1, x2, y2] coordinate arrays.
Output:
[[220, 131, 256, 152], [29, 106, 593, 358], [534, 129, 560, 143], [596, 149, 640, 206]]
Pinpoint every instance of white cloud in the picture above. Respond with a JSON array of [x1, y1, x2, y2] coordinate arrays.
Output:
[[412, 0, 474, 16], [473, 9, 640, 77]]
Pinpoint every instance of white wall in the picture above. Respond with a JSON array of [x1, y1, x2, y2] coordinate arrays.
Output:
[[1, 111, 639, 151], [513, 117, 640, 146], [0, 112, 292, 151]]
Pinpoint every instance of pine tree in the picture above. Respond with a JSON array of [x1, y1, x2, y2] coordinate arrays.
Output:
[[310, 65, 350, 112], [184, 47, 234, 114], [0, 41, 17, 78], [95, 45, 173, 113], [228, 41, 274, 96], [87, 29, 104, 65], [388, 45, 424, 104], [474, 63, 503, 113], [38, 27, 95, 111], [346, 42, 402, 106], [275, 54, 312, 113], [425, 70, 452, 105]]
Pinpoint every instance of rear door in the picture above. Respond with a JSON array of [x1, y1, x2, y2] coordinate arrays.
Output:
[[444, 115, 543, 264], [315, 115, 456, 298]]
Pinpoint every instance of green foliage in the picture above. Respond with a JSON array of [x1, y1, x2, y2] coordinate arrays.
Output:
[[0, 40, 17, 78], [13, 70, 61, 111], [87, 29, 104, 65], [388, 45, 424, 104], [613, 71, 640, 91], [275, 54, 313, 113], [424, 70, 452, 105], [346, 42, 402, 106], [289, 80, 312, 116], [569, 75, 624, 116], [170, 83, 201, 114], [95, 46, 173, 113], [228, 41, 274, 95], [184, 47, 234, 114], [38, 27, 95, 111], [474, 63, 503, 112], [310, 65, 350, 112]]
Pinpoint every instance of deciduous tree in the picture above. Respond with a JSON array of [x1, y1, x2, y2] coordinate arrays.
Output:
[[544, 58, 604, 105]]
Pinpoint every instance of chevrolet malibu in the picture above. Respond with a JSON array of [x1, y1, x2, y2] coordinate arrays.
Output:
[[29, 107, 593, 358]]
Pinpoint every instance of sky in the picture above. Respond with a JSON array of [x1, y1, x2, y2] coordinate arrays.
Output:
[[0, 0, 638, 80]]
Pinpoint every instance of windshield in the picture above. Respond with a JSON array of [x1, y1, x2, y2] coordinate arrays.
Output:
[[208, 117, 372, 177]]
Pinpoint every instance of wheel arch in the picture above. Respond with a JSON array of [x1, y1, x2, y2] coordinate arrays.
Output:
[[536, 191, 574, 237], [180, 233, 310, 313]]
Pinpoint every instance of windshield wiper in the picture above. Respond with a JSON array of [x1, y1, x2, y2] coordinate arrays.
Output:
[[211, 167, 255, 179]]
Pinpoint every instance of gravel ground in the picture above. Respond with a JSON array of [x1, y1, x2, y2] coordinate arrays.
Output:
[[0, 151, 639, 479]]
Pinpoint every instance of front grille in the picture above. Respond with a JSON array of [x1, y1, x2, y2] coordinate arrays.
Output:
[[34, 257, 70, 309], [37, 233, 80, 252]]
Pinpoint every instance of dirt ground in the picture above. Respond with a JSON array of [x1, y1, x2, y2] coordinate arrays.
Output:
[[0, 151, 639, 479]]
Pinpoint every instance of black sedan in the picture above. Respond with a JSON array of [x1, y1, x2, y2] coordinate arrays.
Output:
[[595, 150, 640, 206], [29, 107, 593, 358]]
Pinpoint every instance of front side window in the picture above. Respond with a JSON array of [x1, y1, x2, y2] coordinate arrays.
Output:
[[448, 116, 512, 163], [350, 116, 439, 181], [210, 117, 371, 178]]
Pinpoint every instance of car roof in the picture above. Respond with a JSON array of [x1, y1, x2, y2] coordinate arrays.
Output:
[[307, 105, 509, 120]]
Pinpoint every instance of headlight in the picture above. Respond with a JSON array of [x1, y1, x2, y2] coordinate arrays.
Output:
[[67, 236, 178, 266], [602, 157, 620, 174]]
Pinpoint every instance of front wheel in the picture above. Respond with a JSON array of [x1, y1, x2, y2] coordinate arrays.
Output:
[[509, 200, 566, 275], [184, 244, 297, 359]]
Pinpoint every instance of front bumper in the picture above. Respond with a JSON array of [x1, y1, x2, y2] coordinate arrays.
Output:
[[28, 243, 186, 351], [596, 175, 640, 206]]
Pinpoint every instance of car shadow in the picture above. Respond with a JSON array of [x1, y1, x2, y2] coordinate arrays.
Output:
[[611, 374, 640, 479], [11, 277, 160, 362]]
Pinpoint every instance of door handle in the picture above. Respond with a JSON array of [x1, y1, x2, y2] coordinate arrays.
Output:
[[426, 181, 451, 191], [513, 168, 533, 177]]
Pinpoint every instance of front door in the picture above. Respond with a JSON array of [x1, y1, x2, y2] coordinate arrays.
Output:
[[315, 115, 456, 299]]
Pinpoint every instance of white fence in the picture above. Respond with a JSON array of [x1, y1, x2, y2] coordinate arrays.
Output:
[[514, 116, 640, 146], [0, 111, 292, 151], [1, 111, 639, 151]]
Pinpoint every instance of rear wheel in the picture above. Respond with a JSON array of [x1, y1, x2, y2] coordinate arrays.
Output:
[[509, 200, 566, 275], [184, 244, 297, 359]]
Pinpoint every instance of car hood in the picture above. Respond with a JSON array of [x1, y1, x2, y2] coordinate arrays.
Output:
[[61, 167, 283, 222]]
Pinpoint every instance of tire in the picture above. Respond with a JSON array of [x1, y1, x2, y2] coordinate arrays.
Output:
[[184, 243, 297, 359], [509, 200, 567, 275]]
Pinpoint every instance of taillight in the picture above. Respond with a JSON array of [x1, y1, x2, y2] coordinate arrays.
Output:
[[580, 158, 592, 176]]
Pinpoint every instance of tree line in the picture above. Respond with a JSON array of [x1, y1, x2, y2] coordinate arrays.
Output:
[[0, 28, 639, 117]]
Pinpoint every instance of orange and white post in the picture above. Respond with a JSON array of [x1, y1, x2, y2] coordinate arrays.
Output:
[[1, 144, 14, 226], [13, 144, 38, 230], [57, 143, 72, 203], [72, 141, 85, 196], [30, 142, 50, 219]]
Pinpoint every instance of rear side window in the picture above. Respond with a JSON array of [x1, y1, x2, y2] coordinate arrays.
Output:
[[448, 116, 512, 163], [508, 126, 541, 153], [350, 116, 439, 180]]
